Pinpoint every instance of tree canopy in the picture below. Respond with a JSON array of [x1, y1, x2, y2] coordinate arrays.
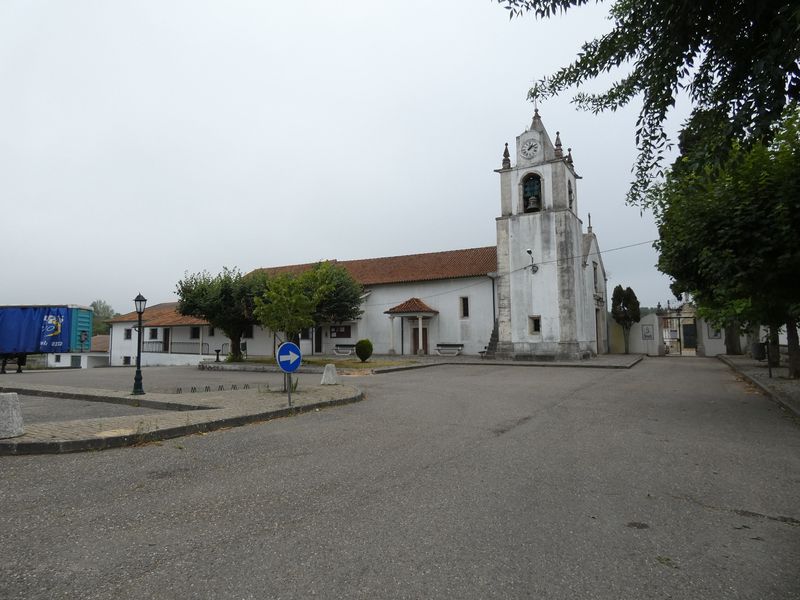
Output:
[[611, 284, 641, 353], [302, 262, 364, 327], [254, 262, 364, 342], [89, 299, 117, 335], [178, 263, 363, 357], [654, 104, 800, 374], [175, 267, 268, 360], [498, 0, 800, 204], [253, 274, 316, 343]]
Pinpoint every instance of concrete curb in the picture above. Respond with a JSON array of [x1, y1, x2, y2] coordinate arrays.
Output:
[[372, 356, 644, 374], [717, 355, 800, 418], [0, 385, 209, 411], [0, 389, 364, 456], [199, 356, 645, 376]]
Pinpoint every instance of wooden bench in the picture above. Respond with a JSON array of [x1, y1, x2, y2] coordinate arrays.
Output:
[[435, 343, 464, 356], [333, 344, 356, 356]]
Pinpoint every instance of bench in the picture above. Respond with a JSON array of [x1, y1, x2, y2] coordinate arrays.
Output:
[[334, 344, 356, 356], [435, 343, 464, 356]]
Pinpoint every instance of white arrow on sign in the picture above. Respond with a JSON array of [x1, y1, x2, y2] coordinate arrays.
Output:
[[280, 350, 299, 364]]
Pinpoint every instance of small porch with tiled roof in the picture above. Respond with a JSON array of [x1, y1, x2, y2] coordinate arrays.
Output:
[[384, 298, 439, 355]]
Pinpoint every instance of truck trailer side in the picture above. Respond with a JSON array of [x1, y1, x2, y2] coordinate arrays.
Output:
[[0, 305, 93, 373]]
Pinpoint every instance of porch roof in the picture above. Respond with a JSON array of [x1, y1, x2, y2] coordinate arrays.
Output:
[[384, 297, 439, 316]]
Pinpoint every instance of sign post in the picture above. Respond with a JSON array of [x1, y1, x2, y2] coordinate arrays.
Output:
[[276, 341, 302, 407]]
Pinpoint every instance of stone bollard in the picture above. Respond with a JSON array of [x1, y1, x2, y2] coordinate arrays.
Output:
[[0, 392, 24, 439], [320, 364, 339, 385]]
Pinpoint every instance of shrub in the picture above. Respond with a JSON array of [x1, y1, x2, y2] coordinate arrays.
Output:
[[355, 339, 373, 362]]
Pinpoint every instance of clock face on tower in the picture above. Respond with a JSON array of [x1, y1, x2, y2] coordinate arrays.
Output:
[[520, 139, 539, 159]]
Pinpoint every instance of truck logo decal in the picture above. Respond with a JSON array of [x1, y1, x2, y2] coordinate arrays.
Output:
[[42, 315, 63, 338]]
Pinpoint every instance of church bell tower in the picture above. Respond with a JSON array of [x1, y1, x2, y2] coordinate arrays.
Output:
[[494, 109, 599, 359]]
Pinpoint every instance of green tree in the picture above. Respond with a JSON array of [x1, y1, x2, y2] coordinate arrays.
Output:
[[175, 267, 267, 361], [300, 262, 364, 327], [89, 299, 117, 335], [497, 0, 800, 205], [253, 263, 363, 348], [253, 275, 315, 342], [654, 105, 800, 376], [611, 285, 641, 354]]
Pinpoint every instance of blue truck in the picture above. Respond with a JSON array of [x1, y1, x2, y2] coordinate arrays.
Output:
[[0, 305, 93, 373]]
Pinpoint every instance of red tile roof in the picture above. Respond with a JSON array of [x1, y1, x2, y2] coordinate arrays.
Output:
[[106, 248, 497, 329], [108, 302, 209, 327], [90, 335, 110, 353], [385, 298, 439, 315], [254, 246, 498, 285]]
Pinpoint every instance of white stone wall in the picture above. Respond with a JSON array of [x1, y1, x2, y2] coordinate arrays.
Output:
[[109, 322, 138, 366], [45, 353, 109, 368], [503, 211, 562, 346], [581, 235, 608, 354], [698, 320, 727, 356], [141, 352, 206, 367], [356, 278, 495, 355], [109, 323, 221, 366]]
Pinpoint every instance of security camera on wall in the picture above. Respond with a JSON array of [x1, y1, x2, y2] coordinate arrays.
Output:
[[526, 249, 533, 255]]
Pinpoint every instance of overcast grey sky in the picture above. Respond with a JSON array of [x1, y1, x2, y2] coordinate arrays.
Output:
[[0, 0, 686, 314]]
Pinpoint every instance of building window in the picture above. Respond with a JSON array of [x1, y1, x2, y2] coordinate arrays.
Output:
[[54, 355, 61, 363], [124, 328, 132, 340], [149, 328, 158, 340], [190, 326, 200, 339], [208, 326, 215, 337], [528, 316, 542, 335], [593, 262, 599, 292], [568, 180, 574, 209], [522, 173, 542, 213], [243, 324, 254, 339], [123, 356, 131, 365], [460, 296, 470, 318], [330, 325, 351, 338], [300, 328, 311, 340]]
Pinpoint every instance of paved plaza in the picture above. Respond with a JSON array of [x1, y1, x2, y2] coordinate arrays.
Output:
[[1, 357, 798, 599]]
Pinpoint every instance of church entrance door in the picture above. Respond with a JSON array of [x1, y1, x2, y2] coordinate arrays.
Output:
[[412, 328, 428, 355]]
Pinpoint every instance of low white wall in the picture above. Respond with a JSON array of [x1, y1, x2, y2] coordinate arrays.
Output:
[[628, 313, 662, 355], [141, 352, 206, 367], [45, 353, 110, 369]]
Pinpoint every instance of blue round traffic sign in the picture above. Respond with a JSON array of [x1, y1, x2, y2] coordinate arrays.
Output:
[[276, 342, 302, 373]]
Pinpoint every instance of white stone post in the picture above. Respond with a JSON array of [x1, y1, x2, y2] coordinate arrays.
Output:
[[321, 364, 339, 385], [0, 392, 24, 439], [388, 316, 396, 355], [417, 315, 424, 355]]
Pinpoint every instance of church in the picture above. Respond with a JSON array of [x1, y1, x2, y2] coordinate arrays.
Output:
[[107, 111, 607, 365]]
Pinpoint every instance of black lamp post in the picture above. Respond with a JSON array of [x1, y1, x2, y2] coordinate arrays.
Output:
[[132, 293, 147, 395]]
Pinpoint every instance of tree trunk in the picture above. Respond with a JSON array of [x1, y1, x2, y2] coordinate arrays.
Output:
[[229, 335, 243, 361], [767, 326, 781, 368], [724, 320, 742, 355], [623, 327, 630, 354], [786, 319, 800, 379]]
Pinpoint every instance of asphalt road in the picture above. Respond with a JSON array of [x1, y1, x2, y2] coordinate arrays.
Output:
[[1, 358, 798, 599]]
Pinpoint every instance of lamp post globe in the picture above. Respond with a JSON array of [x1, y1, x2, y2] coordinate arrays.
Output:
[[132, 293, 147, 396]]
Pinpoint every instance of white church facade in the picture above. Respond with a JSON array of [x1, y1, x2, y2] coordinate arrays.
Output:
[[107, 111, 608, 365]]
